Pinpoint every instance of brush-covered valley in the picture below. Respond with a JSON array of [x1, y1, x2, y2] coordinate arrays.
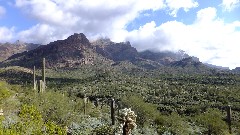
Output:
[[1, 33, 240, 135]]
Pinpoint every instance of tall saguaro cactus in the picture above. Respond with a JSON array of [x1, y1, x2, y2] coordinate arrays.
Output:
[[227, 105, 232, 134], [33, 66, 36, 90], [83, 94, 87, 115], [38, 80, 43, 93], [111, 98, 115, 125], [42, 58, 46, 91]]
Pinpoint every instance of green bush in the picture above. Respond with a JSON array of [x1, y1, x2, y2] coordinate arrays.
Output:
[[0, 104, 66, 135], [195, 108, 228, 135], [93, 125, 114, 135], [155, 112, 189, 135], [122, 95, 158, 126], [30, 91, 76, 125], [0, 81, 12, 102]]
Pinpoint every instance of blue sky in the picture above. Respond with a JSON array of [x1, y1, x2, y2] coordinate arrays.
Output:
[[0, 0, 240, 69]]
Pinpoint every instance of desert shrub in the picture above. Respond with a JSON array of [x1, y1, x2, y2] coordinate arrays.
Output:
[[0, 104, 66, 135], [122, 95, 158, 126], [195, 108, 228, 135], [44, 121, 66, 135], [93, 125, 114, 135], [155, 112, 189, 135], [0, 81, 12, 102], [29, 91, 76, 125], [68, 117, 107, 135]]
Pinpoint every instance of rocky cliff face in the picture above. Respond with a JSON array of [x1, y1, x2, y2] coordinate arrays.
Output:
[[92, 38, 139, 62]]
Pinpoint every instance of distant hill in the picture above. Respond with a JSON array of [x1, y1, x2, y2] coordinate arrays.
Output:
[[139, 50, 189, 66], [204, 63, 230, 70], [0, 41, 40, 62], [232, 67, 240, 74]]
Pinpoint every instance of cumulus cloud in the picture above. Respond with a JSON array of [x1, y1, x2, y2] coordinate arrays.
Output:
[[0, 5, 6, 17], [17, 24, 62, 44], [165, 0, 199, 17], [13, 0, 201, 44], [0, 27, 15, 42], [14, 0, 165, 44], [125, 7, 240, 69], [221, 0, 240, 11], [125, 21, 170, 51]]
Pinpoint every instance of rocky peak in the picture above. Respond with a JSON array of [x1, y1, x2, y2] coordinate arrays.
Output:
[[15, 40, 25, 46], [93, 39, 138, 61], [92, 38, 112, 46], [62, 33, 91, 47], [67, 33, 88, 42], [45, 33, 92, 54], [171, 56, 202, 68]]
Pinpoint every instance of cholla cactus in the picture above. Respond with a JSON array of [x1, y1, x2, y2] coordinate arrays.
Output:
[[117, 108, 137, 135]]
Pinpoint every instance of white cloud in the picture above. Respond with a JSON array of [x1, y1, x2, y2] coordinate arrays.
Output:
[[0, 27, 15, 42], [221, 0, 240, 12], [18, 24, 60, 44], [125, 7, 240, 69], [125, 21, 171, 51], [0, 6, 6, 17], [165, 0, 198, 17], [196, 7, 217, 23], [14, 0, 165, 43]]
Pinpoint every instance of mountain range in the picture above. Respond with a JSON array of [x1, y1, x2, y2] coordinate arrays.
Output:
[[0, 33, 238, 73], [0, 41, 40, 62]]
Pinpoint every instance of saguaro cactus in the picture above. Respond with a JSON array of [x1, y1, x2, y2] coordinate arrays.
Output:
[[38, 80, 43, 93], [42, 58, 46, 91], [111, 98, 115, 125], [95, 98, 99, 108], [33, 66, 36, 90], [83, 94, 87, 115], [227, 105, 232, 134]]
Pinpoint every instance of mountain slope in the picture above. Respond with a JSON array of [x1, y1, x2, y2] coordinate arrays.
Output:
[[0, 41, 40, 62], [2, 33, 113, 68], [139, 50, 189, 66], [169, 57, 215, 74]]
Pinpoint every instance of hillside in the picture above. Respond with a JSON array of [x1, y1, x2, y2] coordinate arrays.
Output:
[[0, 41, 40, 62], [1, 33, 113, 68]]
